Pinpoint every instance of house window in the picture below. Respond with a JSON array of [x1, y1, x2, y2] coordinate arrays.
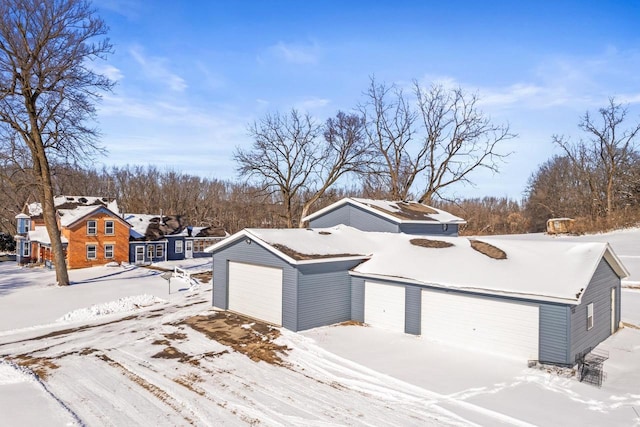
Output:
[[587, 303, 594, 330], [104, 244, 114, 259], [442, 224, 449, 232], [18, 219, 30, 234], [86, 244, 97, 260], [105, 220, 115, 235], [175, 240, 183, 254], [156, 244, 164, 259], [87, 220, 97, 235], [22, 242, 30, 257], [147, 245, 155, 259]]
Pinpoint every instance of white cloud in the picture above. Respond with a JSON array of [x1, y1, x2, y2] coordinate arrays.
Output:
[[295, 97, 331, 111], [129, 45, 187, 92], [269, 41, 320, 65]]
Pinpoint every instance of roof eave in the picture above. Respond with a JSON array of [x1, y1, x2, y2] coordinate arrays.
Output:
[[348, 271, 581, 305]]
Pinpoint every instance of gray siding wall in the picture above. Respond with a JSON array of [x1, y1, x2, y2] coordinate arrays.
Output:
[[569, 258, 621, 363], [348, 205, 400, 233], [308, 204, 399, 233], [399, 223, 459, 236], [296, 260, 362, 331], [405, 285, 422, 335], [539, 304, 571, 365], [211, 238, 298, 330], [351, 276, 365, 322], [308, 205, 350, 228]]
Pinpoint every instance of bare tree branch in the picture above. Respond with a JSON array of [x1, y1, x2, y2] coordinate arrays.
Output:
[[0, 0, 114, 285]]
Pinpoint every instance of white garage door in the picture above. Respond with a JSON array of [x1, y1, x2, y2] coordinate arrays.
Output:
[[421, 290, 539, 360], [364, 281, 405, 332], [228, 261, 283, 326]]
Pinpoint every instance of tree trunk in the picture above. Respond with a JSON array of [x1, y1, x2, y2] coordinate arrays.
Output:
[[32, 135, 70, 286]]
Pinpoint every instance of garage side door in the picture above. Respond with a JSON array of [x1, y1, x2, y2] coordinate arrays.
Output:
[[364, 281, 405, 332], [228, 261, 283, 326], [421, 290, 539, 360]]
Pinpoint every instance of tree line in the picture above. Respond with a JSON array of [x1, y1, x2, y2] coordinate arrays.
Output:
[[1, 0, 639, 285]]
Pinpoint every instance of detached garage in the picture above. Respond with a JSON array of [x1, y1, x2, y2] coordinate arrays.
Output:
[[207, 227, 370, 331], [208, 223, 629, 366]]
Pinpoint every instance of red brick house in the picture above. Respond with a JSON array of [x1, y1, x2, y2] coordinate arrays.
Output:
[[15, 196, 130, 269]]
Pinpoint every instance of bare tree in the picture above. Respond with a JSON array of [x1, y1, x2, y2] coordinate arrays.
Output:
[[235, 109, 370, 227], [554, 98, 640, 218], [299, 111, 371, 223], [359, 78, 417, 200], [235, 109, 320, 228], [0, 0, 113, 285], [360, 77, 514, 203], [414, 82, 515, 204]]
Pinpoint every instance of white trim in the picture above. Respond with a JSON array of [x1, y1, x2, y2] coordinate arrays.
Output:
[[135, 246, 145, 264], [611, 288, 616, 334], [86, 220, 97, 236], [86, 244, 97, 260], [104, 244, 115, 259], [104, 220, 115, 235]]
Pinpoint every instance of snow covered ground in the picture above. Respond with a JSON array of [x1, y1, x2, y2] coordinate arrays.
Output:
[[0, 229, 639, 426]]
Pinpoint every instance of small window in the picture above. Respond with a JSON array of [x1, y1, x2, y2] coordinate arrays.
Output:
[[22, 242, 30, 257], [587, 303, 594, 330], [105, 220, 115, 235], [156, 244, 163, 258], [87, 220, 97, 235], [104, 244, 114, 259], [86, 244, 97, 260], [147, 245, 155, 259], [175, 240, 183, 254], [442, 224, 449, 232]]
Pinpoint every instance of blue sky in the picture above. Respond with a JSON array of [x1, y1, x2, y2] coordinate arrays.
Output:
[[92, 0, 640, 200]]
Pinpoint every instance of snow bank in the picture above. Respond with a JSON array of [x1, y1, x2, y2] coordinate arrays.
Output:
[[56, 294, 166, 323], [0, 361, 35, 385]]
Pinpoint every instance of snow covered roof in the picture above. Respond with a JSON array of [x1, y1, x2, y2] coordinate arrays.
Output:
[[27, 196, 119, 216], [207, 225, 628, 305], [28, 226, 68, 245], [302, 197, 466, 224], [57, 205, 127, 228], [206, 226, 373, 265], [125, 214, 162, 239]]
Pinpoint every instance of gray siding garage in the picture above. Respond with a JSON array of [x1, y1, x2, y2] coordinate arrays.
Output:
[[210, 231, 366, 332], [351, 255, 624, 366], [303, 197, 464, 236]]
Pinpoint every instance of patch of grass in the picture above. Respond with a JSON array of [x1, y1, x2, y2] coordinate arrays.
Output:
[[469, 240, 507, 260], [410, 238, 454, 249], [181, 312, 289, 366]]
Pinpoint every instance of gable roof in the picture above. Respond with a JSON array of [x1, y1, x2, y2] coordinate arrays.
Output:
[[58, 205, 130, 229], [302, 197, 466, 225], [206, 226, 372, 265], [207, 225, 628, 305]]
